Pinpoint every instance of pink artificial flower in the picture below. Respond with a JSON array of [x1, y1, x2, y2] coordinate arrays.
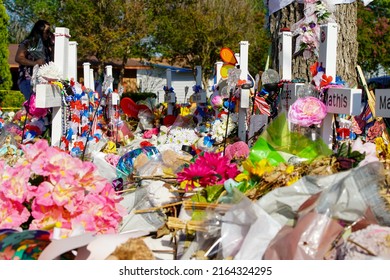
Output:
[[224, 141, 250, 161], [177, 152, 240, 189], [177, 163, 217, 189], [21, 139, 50, 162], [75, 193, 122, 234], [29, 204, 67, 230], [211, 95, 223, 108], [0, 139, 126, 234], [288, 96, 327, 127], [31, 181, 54, 206], [105, 153, 120, 167], [0, 164, 31, 203], [143, 128, 159, 139], [0, 193, 30, 229], [23, 94, 48, 118]]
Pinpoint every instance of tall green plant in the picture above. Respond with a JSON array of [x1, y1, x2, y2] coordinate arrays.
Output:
[[0, 2, 12, 90], [357, 0, 390, 75]]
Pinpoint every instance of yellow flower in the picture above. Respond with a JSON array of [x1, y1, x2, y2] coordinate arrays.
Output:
[[286, 176, 300, 186], [180, 106, 190, 116], [179, 180, 200, 191], [235, 173, 249, 182], [51, 81, 64, 90], [285, 165, 294, 174], [252, 159, 274, 177]]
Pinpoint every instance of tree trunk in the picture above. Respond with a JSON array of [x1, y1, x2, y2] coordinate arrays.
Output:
[[269, 2, 358, 87], [334, 2, 359, 87]]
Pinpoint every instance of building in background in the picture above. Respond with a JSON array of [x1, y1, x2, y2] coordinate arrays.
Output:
[[8, 44, 212, 103]]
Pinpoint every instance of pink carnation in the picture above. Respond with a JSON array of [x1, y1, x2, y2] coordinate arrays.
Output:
[[288, 96, 327, 127], [224, 141, 250, 161], [211, 95, 223, 108]]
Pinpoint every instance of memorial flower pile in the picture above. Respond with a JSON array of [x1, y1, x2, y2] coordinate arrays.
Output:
[[0, 139, 126, 236]]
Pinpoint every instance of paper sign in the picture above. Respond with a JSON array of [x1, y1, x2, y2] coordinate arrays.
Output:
[[164, 92, 175, 103], [325, 88, 362, 115], [35, 84, 62, 108], [280, 83, 304, 114], [193, 90, 207, 103], [375, 89, 390, 118]]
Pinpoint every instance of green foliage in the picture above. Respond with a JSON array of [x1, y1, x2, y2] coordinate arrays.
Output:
[[59, 0, 152, 79], [0, 2, 12, 90], [121, 92, 157, 103], [357, 0, 390, 74], [148, 0, 270, 87], [0, 90, 24, 109], [335, 142, 366, 170], [3, 0, 62, 43]]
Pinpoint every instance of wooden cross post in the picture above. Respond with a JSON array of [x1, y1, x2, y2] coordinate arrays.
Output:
[[278, 29, 292, 81], [193, 66, 207, 123], [213, 61, 223, 117], [165, 69, 175, 115], [68, 41, 78, 81], [83, 62, 91, 89], [35, 27, 70, 147], [238, 41, 250, 141], [319, 23, 338, 80], [89, 69, 95, 92], [278, 27, 301, 125], [318, 22, 338, 148], [193, 66, 206, 104]]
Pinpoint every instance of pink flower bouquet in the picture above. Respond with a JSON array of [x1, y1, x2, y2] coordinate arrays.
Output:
[[288, 96, 327, 127], [0, 139, 126, 236], [177, 152, 240, 191]]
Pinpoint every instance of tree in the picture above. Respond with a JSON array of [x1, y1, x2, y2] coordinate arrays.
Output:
[[148, 0, 270, 88], [0, 2, 12, 90], [357, 0, 390, 75], [3, 0, 62, 43], [267, 1, 359, 87], [58, 0, 152, 83]]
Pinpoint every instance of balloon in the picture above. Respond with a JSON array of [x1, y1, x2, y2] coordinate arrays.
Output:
[[220, 64, 235, 79], [220, 47, 238, 65], [120, 97, 139, 118], [261, 69, 280, 85]]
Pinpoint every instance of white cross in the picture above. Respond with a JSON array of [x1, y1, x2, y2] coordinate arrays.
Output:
[[35, 27, 74, 147], [193, 66, 206, 104], [164, 69, 175, 115], [238, 41, 250, 141], [278, 29, 292, 80]]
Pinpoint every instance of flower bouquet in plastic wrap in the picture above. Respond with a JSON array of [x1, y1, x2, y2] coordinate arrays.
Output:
[[261, 160, 390, 259]]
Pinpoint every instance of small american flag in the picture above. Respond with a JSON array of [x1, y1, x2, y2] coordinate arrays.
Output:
[[254, 95, 271, 116]]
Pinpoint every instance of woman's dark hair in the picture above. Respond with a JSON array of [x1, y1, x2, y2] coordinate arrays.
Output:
[[26, 20, 52, 46]]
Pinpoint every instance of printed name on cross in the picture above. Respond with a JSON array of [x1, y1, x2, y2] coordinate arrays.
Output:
[[379, 95, 390, 110], [327, 92, 348, 108]]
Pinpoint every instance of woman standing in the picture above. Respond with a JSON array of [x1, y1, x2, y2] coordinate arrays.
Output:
[[15, 20, 54, 100]]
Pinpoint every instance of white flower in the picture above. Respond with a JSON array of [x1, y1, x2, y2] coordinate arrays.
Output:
[[37, 62, 63, 83]]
